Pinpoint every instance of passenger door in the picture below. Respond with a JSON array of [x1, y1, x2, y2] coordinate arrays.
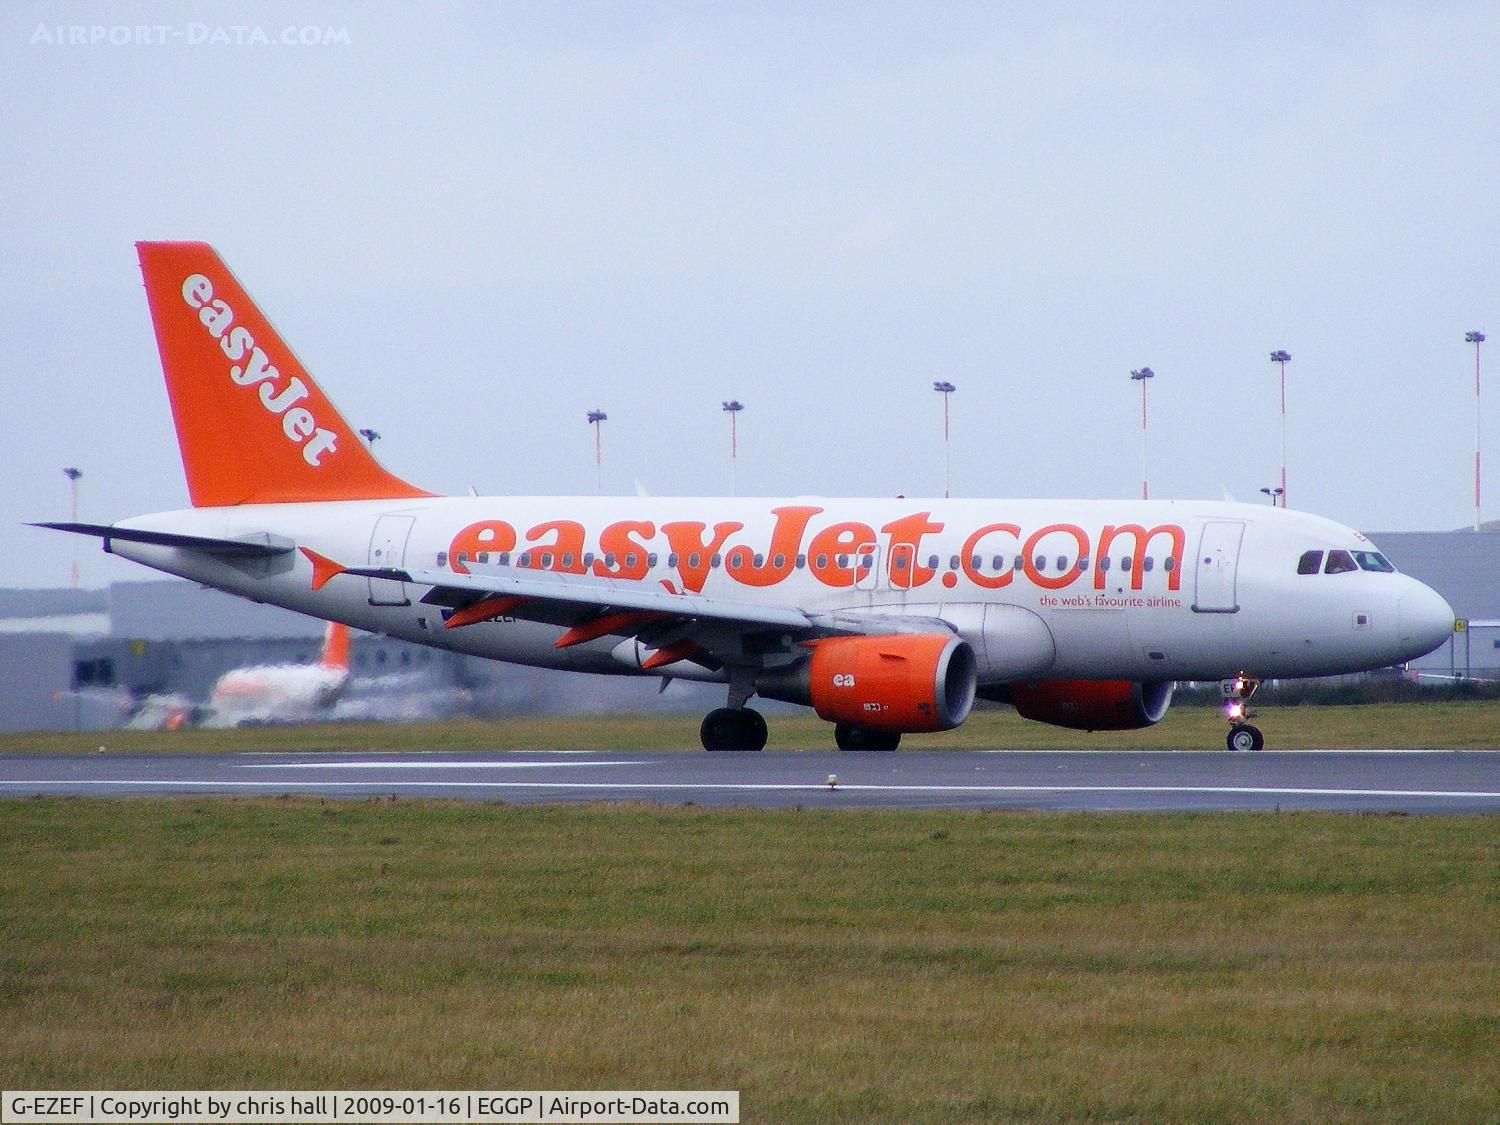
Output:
[[1192, 521, 1244, 613]]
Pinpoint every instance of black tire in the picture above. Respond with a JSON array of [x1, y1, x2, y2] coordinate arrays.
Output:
[[834, 723, 901, 752], [1226, 723, 1264, 753], [700, 707, 767, 752]]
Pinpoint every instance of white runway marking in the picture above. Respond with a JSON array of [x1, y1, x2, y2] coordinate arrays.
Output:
[[1, 780, 1495, 799], [240, 760, 648, 770]]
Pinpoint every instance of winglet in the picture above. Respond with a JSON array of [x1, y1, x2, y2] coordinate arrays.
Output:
[[300, 548, 347, 591]]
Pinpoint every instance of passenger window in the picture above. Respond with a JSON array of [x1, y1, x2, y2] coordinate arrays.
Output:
[[689, 553, 701, 568], [1324, 550, 1358, 575], [970, 555, 981, 570], [668, 553, 679, 567], [562, 553, 574, 568], [1163, 557, 1175, 572], [517, 552, 530, 567], [625, 553, 638, 567], [541, 553, 554, 568], [949, 555, 960, 570], [1034, 556, 1047, 571], [992, 555, 1005, 570], [436, 551, 448, 567], [894, 555, 908, 570], [1143, 557, 1154, 572], [498, 552, 511, 566], [1056, 556, 1068, 571], [711, 554, 722, 568], [1013, 557, 1024, 571], [1354, 551, 1396, 573], [816, 554, 828, 568], [648, 553, 659, 568], [836, 554, 849, 568], [1099, 556, 1110, 573], [773, 553, 785, 568], [1120, 557, 1132, 572], [605, 553, 617, 567], [1297, 550, 1323, 575], [1079, 556, 1090, 571], [927, 555, 939, 569], [796, 554, 806, 568], [583, 552, 594, 567], [860, 555, 873, 570], [753, 553, 765, 567]]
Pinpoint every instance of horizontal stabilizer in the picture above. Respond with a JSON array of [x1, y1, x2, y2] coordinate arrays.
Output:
[[32, 522, 294, 558]]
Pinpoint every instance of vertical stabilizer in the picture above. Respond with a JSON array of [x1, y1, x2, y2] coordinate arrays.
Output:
[[321, 622, 351, 672], [136, 241, 433, 506]]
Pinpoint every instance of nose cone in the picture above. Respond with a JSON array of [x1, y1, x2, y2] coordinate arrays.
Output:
[[1397, 582, 1455, 660]]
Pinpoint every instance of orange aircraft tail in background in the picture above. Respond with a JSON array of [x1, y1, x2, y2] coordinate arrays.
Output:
[[136, 241, 431, 507]]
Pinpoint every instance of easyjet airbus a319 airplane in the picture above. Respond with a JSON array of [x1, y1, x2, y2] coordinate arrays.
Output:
[[40, 243, 1455, 751]]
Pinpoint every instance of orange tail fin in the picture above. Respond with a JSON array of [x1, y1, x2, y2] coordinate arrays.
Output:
[[136, 241, 433, 506], [321, 622, 351, 672]]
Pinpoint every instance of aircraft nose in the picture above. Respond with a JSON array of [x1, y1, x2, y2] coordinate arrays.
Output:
[[1397, 582, 1455, 659]]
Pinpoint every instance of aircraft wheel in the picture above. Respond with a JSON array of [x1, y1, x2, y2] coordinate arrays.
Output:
[[1226, 723, 1264, 753], [834, 723, 901, 752], [700, 707, 767, 752]]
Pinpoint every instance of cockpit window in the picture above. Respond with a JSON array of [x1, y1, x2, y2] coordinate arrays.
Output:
[[1324, 549, 1358, 574], [1354, 551, 1396, 573], [1297, 550, 1323, 575]]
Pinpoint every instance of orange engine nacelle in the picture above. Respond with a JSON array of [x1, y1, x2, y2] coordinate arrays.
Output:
[[1005, 679, 1174, 731], [760, 634, 978, 733]]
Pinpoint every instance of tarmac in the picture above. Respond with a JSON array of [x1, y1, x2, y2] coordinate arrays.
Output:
[[2, 749, 1498, 812]]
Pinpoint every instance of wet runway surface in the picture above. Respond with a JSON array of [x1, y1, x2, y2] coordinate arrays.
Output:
[[2, 749, 1498, 812]]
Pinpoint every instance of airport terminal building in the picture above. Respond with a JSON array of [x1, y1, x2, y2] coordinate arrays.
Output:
[[2, 530, 1495, 732]]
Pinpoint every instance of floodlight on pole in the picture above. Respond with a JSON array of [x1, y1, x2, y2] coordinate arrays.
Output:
[[722, 400, 744, 496], [1269, 350, 1292, 508], [1465, 332, 1485, 532], [586, 409, 607, 494], [357, 428, 381, 448], [1129, 368, 1155, 500], [63, 467, 82, 587], [1259, 487, 1284, 505], [932, 381, 956, 499]]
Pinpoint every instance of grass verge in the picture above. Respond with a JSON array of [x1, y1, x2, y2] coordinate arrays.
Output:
[[2, 699, 1499, 755], [1, 800, 1495, 1121]]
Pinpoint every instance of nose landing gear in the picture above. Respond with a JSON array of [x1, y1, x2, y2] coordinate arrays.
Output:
[[1221, 676, 1264, 751]]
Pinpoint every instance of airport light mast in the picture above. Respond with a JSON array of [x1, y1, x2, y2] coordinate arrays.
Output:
[[63, 467, 81, 587], [932, 380, 956, 498], [357, 428, 381, 448], [1269, 350, 1291, 508], [722, 400, 744, 496], [1466, 331, 1485, 532], [1259, 486, 1284, 506], [1129, 368, 1155, 500], [586, 409, 607, 494]]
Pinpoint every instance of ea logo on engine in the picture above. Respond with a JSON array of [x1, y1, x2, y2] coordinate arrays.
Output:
[[832, 673, 856, 688]]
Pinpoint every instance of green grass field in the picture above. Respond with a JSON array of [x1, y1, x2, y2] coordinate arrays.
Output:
[[3, 698, 1500, 756], [1, 800, 1495, 1121]]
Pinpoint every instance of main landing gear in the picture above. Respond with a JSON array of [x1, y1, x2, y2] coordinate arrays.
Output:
[[700, 707, 768, 752], [833, 724, 901, 752], [1221, 676, 1264, 752]]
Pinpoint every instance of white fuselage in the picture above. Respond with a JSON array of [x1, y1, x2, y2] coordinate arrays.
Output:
[[106, 496, 1455, 687]]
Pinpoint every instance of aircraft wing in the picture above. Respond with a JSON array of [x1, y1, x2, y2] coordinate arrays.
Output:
[[329, 556, 953, 671]]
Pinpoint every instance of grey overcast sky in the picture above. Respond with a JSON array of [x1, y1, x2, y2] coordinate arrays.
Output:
[[4, 1, 1499, 588]]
